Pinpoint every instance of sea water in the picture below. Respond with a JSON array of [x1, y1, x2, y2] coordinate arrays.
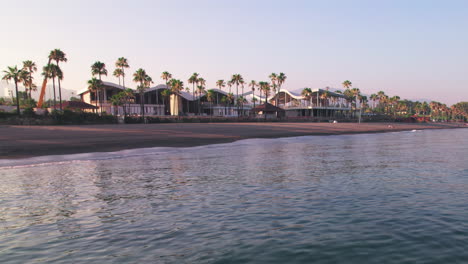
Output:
[[0, 129, 467, 263]]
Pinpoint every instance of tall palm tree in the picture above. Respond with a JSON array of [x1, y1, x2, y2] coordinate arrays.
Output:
[[160, 71, 172, 114], [226, 92, 234, 116], [259, 82, 271, 120], [133, 68, 152, 119], [239, 80, 246, 116], [2, 66, 26, 115], [230, 74, 244, 116], [216, 79, 225, 105], [252, 97, 258, 109], [198, 77, 206, 115], [22, 60, 37, 99], [370, 93, 378, 110], [87, 78, 103, 112], [188, 73, 199, 114], [276, 72, 287, 108], [42, 64, 61, 110], [216, 79, 226, 91], [221, 96, 228, 115], [49, 49, 67, 111], [113, 68, 124, 86], [301, 88, 312, 106], [169, 78, 184, 115], [122, 88, 135, 116], [342, 80, 352, 89], [161, 89, 171, 115], [115, 57, 129, 88], [206, 89, 215, 117], [91, 61, 108, 114], [249, 80, 258, 108]]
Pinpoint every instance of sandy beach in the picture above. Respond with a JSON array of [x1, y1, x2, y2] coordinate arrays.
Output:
[[0, 122, 465, 159]]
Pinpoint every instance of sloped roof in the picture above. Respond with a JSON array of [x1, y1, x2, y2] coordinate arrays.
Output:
[[77, 81, 126, 95]]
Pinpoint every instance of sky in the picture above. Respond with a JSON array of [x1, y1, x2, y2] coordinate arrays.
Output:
[[0, 0, 467, 105]]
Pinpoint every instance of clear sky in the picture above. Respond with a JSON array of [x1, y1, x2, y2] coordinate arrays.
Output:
[[0, 0, 467, 104]]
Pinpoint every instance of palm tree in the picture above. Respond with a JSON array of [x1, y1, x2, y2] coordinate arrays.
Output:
[[252, 97, 258, 109], [113, 68, 124, 86], [169, 78, 184, 115], [249, 80, 258, 108], [42, 64, 61, 110], [269, 73, 277, 103], [115, 57, 130, 114], [160, 71, 172, 114], [115, 57, 129, 88], [220, 96, 228, 115], [226, 93, 235, 116], [49, 49, 67, 111], [2, 66, 26, 114], [87, 78, 102, 112], [342, 80, 352, 89], [276, 73, 287, 115], [188, 73, 199, 114], [301, 88, 312, 107], [91, 61, 108, 114], [110, 93, 123, 115], [122, 88, 135, 116], [216, 80, 226, 91], [216, 79, 225, 105], [161, 89, 171, 115], [230, 74, 244, 116], [206, 89, 215, 117], [370, 93, 378, 111], [161, 71, 172, 101], [258, 82, 271, 120], [240, 80, 246, 116], [133, 68, 152, 119], [198, 77, 206, 115], [22, 60, 37, 99]]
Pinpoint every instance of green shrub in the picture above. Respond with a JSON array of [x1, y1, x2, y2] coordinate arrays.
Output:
[[22, 107, 36, 117]]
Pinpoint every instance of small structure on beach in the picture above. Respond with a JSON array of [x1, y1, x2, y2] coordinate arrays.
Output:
[[251, 103, 285, 118]]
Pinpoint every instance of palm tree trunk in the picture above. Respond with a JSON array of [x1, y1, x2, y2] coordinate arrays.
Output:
[[140, 93, 145, 121], [236, 84, 239, 117], [192, 84, 195, 114], [14, 81, 20, 115], [58, 78, 63, 111], [52, 77, 56, 110], [122, 69, 125, 89], [29, 72, 33, 100]]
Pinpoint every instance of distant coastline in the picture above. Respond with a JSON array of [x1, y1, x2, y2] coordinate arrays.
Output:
[[0, 122, 465, 159]]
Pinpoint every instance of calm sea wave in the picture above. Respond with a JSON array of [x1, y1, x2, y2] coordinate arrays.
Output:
[[1, 129, 467, 263]]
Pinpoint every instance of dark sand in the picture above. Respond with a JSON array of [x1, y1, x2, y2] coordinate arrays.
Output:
[[0, 122, 465, 159]]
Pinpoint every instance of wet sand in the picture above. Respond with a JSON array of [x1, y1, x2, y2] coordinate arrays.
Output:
[[0, 122, 465, 159]]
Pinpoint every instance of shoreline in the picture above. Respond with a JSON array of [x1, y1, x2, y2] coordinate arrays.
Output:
[[0, 122, 465, 159]]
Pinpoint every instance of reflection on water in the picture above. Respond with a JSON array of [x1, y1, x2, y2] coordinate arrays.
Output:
[[1, 129, 467, 263]]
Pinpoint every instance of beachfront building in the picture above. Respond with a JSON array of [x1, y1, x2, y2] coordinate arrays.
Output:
[[197, 89, 252, 117], [79, 82, 165, 115], [267, 88, 352, 118], [79, 82, 252, 117], [78, 81, 350, 118]]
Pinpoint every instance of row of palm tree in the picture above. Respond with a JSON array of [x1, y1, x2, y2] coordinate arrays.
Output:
[[2, 49, 68, 114]]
